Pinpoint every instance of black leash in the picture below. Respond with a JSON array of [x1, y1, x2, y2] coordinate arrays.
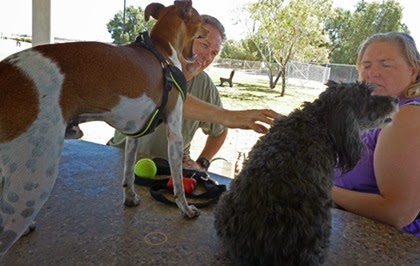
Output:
[[134, 158, 227, 208]]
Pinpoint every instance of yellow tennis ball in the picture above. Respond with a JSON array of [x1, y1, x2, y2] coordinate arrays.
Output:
[[134, 158, 157, 178]]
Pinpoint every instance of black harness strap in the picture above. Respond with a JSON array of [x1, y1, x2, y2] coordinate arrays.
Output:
[[123, 31, 187, 138]]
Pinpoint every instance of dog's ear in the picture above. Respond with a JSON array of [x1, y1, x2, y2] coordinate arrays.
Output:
[[174, 0, 193, 21], [327, 104, 364, 172], [144, 3, 165, 21], [325, 79, 338, 88], [321, 80, 365, 172]]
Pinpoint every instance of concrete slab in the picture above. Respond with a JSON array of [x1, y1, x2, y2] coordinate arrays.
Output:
[[2, 140, 420, 265]]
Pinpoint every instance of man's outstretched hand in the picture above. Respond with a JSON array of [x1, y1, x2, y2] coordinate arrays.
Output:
[[221, 108, 283, 133], [183, 95, 283, 133]]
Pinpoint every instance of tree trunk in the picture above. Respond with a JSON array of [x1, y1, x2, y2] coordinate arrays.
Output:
[[266, 62, 275, 89], [271, 69, 282, 90], [280, 65, 287, 96]]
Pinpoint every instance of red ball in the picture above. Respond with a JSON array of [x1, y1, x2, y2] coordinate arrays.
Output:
[[167, 176, 197, 194]]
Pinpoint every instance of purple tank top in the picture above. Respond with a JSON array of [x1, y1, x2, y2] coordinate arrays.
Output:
[[334, 96, 420, 236]]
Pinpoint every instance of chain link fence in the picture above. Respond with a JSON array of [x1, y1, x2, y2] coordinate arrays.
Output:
[[212, 58, 358, 89]]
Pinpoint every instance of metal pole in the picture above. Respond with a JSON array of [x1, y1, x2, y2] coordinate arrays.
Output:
[[32, 0, 52, 46]]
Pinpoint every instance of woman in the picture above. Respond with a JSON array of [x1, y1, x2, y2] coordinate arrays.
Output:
[[333, 32, 420, 236]]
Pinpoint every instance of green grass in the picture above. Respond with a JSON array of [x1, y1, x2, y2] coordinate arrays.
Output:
[[189, 70, 326, 174], [210, 75, 323, 115]]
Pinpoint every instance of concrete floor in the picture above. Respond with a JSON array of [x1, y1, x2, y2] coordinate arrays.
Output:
[[2, 140, 231, 265], [2, 140, 420, 265]]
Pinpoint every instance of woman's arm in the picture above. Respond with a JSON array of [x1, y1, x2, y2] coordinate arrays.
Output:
[[332, 105, 420, 229]]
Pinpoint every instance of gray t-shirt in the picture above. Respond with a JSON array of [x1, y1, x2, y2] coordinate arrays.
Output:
[[108, 71, 225, 160]]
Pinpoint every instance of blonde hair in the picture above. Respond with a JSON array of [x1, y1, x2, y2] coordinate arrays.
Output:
[[356, 32, 420, 98]]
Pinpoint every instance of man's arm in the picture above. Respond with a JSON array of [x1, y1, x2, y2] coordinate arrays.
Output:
[[183, 95, 281, 133], [198, 128, 228, 160], [183, 128, 228, 170]]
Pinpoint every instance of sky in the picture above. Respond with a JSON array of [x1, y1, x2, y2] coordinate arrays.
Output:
[[0, 0, 419, 46]]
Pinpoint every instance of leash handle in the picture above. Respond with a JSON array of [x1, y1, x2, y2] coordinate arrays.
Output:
[[149, 183, 226, 208], [134, 157, 227, 208]]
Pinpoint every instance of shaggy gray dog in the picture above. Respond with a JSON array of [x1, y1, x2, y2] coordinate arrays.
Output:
[[214, 81, 399, 266]]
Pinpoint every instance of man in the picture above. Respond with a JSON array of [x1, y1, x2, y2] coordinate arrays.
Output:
[[108, 15, 228, 170]]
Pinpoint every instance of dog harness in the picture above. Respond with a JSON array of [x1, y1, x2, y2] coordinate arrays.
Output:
[[122, 31, 187, 138]]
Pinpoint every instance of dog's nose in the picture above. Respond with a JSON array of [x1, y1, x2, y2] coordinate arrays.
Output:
[[393, 97, 399, 104]]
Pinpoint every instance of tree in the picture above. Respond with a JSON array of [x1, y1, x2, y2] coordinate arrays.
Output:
[[220, 39, 261, 61], [324, 8, 352, 64], [107, 6, 155, 44], [325, 0, 408, 64], [244, 0, 332, 96]]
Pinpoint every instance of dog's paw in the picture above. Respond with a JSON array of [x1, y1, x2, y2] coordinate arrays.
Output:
[[124, 194, 140, 207], [181, 205, 200, 219]]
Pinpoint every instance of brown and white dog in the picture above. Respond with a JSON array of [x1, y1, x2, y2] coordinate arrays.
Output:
[[0, 0, 207, 255]]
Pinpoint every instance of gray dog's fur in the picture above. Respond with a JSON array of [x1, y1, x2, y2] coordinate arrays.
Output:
[[214, 81, 399, 266]]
